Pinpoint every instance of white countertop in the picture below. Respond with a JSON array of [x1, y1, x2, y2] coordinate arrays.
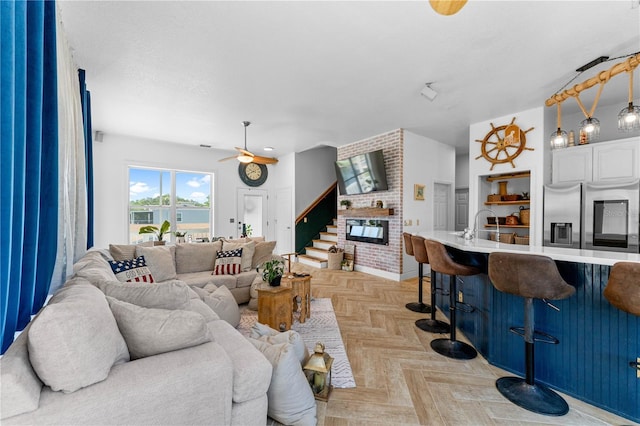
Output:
[[417, 231, 640, 266]]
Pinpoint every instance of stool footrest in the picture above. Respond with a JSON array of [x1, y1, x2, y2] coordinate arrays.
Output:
[[455, 302, 475, 313], [435, 287, 449, 296], [509, 327, 560, 344]]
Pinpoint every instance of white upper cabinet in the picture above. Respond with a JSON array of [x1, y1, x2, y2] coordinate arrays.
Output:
[[552, 144, 592, 183], [592, 139, 639, 182], [552, 137, 639, 184]]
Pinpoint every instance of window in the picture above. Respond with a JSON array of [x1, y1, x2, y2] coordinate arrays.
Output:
[[128, 167, 213, 243]]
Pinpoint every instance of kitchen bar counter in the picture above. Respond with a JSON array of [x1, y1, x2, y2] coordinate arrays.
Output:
[[419, 230, 640, 265], [416, 230, 639, 423]]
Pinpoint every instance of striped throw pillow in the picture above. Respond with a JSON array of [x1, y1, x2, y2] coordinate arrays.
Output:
[[213, 248, 243, 275], [108, 256, 155, 284]]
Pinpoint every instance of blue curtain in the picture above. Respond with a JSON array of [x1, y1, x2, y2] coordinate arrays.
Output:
[[1, 0, 58, 354], [79, 69, 94, 249]]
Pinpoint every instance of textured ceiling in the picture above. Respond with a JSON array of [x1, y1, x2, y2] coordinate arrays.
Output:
[[58, 1, 640, 155]]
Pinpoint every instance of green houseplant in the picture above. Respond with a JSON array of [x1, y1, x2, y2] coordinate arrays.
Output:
[[261, 259, 284, 286], [139, 220, 171, 244], [339, 199, 351, 209]]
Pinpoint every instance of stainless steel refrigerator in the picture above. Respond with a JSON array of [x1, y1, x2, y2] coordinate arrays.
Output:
[[543, 182, 582, 249], [544, 179, 640, 253]]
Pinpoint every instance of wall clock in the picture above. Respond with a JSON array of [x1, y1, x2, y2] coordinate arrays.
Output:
[[239, 162, 268, 187], [475, 117, 534, 171]]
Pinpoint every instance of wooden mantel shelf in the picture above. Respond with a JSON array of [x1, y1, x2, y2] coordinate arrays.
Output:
[[338, 207, 394, 217]]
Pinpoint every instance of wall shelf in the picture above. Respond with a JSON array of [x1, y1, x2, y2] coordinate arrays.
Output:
[[486, 171, 530, 182], [338, 207, 394, 217], [484, 200, 530, 206]]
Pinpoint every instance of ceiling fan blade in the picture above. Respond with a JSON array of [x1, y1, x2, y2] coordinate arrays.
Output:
[[235, 147, 255, 157], [218, 155, 239, 162], [251, 155, 279, 165]]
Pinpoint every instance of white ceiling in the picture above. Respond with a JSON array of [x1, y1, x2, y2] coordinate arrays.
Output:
[[58, 1, 640, 156]]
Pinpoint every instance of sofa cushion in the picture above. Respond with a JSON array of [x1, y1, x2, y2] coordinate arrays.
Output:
[[136, 245, 177, 282], [28, 280, 130, 393], [207, 320, 272, 403], [175, 241, 222, 274], [251, 240, 277, 269], [73, 250, 117, 282], [107, 297, 211, 360], [250, 323, 309, 365], [108, 256, 155, 283], [247, 339, 317, 426], [188, 298, 220, 323], [109, 242, 154, 261], [222, 240, 255, 272], [192, 285, 240, 327], [214, 248, 243, 275], [0, 324, 43, 419], [94, 279, 191, 310]]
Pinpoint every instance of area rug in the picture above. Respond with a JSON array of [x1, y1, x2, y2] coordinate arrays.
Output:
[[237, 298, 356, 389]]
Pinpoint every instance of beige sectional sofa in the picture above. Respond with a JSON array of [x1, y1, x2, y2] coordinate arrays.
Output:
[[0, 239, 280, 425]]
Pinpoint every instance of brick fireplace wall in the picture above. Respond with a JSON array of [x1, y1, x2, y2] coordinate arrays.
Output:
[[337, 129, 403, 275]]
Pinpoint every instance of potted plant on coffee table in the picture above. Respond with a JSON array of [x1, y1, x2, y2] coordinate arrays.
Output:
[[262, 259, 284, 286], [139, 220, 171, 245], [174, 230, 188, 243]]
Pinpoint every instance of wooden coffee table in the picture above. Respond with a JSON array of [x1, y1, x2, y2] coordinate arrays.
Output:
[[257, 284, 292, 331], [281, 274, 312, 323]]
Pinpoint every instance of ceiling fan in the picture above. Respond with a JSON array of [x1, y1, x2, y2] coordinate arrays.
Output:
[[218, 121, 278, 165]]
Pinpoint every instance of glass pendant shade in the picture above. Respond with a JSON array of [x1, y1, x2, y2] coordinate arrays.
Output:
[[549, 128, 568, 149], [580, 117, 600, 142], [618, 102, 640, 132]]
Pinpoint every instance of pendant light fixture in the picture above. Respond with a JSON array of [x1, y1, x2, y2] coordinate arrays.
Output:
[[618, 70, 640, 132], [574, 81, 605, 144], [550, 103, 568, 149]]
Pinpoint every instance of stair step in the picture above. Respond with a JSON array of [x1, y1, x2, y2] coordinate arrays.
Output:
[[304, 247, 329, 260], [298, 254, 327, 268], [332, 218, 337, 226], [319, 232, 338, 242], [313, 239, 336, 250], [326, 225, 337, 233]]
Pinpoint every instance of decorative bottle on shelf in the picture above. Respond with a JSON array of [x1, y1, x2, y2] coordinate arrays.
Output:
[[568, 130, 575, 147], [579, 129, 588, 145]]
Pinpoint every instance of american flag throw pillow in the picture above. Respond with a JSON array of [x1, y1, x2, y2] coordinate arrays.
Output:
[[109, 256, 155, 283], [213, 248, 243, 275]]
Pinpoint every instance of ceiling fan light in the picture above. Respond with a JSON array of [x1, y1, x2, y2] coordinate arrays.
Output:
[[549, 128, 568, 149], [238, 155, 253, 163], [618, 102, 640, 131], [580, 117, 600, 142]]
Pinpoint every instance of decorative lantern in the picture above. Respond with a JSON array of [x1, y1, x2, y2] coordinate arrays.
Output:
[[303, 342, 333, 401]]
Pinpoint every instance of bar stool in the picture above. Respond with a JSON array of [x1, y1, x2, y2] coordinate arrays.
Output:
[[603, 262, 640, 372], [425, 239, 480, 360], [488, 252, 575, 416], [403, 233, 431, 313], [415, 237, 450, 334]]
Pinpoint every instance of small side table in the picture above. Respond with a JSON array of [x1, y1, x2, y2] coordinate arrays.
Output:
[[281, 274, 312, 323], [257, 284, 292, 331]]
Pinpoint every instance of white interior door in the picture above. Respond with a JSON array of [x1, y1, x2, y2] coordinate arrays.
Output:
[[434, 182, 452, 231], [237, 188, 268, 239], [455, 188, 469, 231], [275, 187, 293, 254]]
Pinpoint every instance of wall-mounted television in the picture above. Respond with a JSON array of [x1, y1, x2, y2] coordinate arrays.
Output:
[[334, 149, 389, 195]]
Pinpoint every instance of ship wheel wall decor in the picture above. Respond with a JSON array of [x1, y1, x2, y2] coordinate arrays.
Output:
[[475, 117, 534, 171]]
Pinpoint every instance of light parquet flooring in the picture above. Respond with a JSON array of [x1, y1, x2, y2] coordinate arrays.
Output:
[[289, 263, 638, 426]]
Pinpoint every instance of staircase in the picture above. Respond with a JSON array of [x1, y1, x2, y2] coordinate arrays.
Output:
[[298, 219, 338, 268]]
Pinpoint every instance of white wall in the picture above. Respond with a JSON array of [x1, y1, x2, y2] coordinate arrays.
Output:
[[92, 133, 289, 248], [402, 130, 456, 279], [294, 146, 337, 216], [468, 107, 546, 246], [455, 154, 469, 189], [561, 100, 640, 145]]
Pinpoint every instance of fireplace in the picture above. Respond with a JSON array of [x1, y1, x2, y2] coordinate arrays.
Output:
[[345, 219, 389, 245]]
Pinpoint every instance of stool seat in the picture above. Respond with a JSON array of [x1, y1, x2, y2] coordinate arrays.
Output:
[[604, 262, 640, 373], [426, 239, 480, 277], [603, 262, 640, 316], [488, 252, 574, 417], [489, 253, 575, 300], [425, 239, 480, 360], [404, 233, 431, 314]]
